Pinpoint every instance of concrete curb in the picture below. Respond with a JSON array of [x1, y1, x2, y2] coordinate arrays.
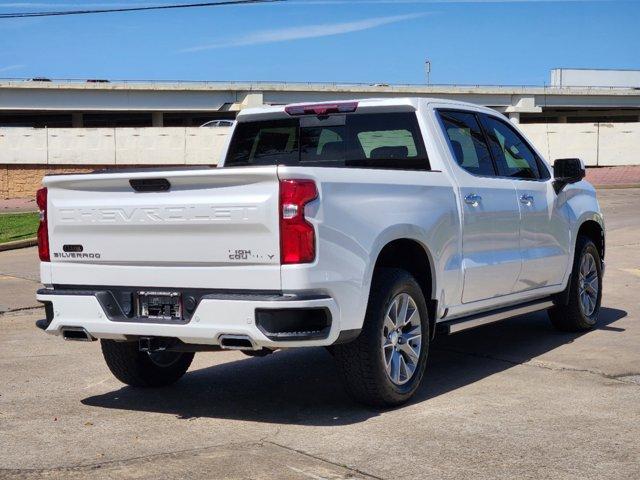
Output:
[[0, 238, 37, 252]]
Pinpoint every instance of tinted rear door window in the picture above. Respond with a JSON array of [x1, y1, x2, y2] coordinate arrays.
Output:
[[438, 110, 495, 176], [345, 112, 427, 170]]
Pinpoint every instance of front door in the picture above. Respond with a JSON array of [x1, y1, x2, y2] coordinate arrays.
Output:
[[438, 110, 522, 303], [479, 114, 571, 291]]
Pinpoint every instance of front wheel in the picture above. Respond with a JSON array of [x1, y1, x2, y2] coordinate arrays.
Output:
[[548, 235, 602, 332], [333, 268, 429, 407], [101, 340, 194, 387]]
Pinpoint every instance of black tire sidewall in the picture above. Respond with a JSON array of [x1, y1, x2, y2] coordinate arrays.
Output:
[[572, 239, 602, 326], [101, 339, 194, 387], [367, 269, 430, 401]]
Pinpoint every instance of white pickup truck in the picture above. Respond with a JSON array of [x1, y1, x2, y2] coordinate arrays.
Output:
[[36, 98, 605, 406]]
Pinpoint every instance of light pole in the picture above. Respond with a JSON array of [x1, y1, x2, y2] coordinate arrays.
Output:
[[425, 59, 431, 85]]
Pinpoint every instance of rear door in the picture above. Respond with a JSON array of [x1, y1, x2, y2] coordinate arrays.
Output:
[[479, 114, 571, 290], [437, 110, 521, 303]]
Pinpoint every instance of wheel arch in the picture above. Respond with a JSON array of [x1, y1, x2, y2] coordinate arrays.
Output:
[[577, 219, 605, 262], [556, 216, 605, 307], [371, 237, 437, 339]]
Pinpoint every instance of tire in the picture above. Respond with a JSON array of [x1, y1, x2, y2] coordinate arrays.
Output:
[[548, 235, 602, 332], [333, 268, 430, 407], [100, 340, 194, 387]]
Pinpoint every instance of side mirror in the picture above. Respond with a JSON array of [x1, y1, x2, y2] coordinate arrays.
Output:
[[553, 158, 585, 193]]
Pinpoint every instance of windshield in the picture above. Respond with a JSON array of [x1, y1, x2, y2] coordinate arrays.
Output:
[[224, 112, 429, 170]]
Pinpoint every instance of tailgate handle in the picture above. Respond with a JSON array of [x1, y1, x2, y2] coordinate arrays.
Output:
[[129, 178, 171, 192]]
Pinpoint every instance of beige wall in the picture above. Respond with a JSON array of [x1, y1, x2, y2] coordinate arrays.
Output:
[[47, 129, 116, 165], [2, 122, 640, 198], [0, 129, 47, 164], [519, 122, 640, 167], [0, 164, 183, 199], [0, 127, 231, 167], [596, 123, 640, 166], [1, 164, 100, 199]]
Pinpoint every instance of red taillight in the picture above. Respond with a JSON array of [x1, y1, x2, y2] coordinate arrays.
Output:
[[285, 101, 358, 116], [36, 187, 50, 262], [279, 179, 318, 264]]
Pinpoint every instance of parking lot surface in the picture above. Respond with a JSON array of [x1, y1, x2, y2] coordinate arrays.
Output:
[[1, 189, 639, 480]]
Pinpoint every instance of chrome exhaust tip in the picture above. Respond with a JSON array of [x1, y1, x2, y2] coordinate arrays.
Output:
[[218, 334, 257, 351], [61, 327, 95, 342]]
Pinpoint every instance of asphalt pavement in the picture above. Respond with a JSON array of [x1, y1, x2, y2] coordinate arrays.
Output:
[[1, 189, 639, 480]]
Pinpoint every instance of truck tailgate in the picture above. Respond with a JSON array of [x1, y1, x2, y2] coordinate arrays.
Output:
[[43, 166, 281, 290]]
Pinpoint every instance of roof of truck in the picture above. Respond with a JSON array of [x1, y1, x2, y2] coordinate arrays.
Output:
[[237, 97, 498, 121]]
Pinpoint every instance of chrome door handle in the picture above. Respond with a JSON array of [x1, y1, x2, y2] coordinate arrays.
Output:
[[519, 194, 534, 206], [464, 193, 482, 207]]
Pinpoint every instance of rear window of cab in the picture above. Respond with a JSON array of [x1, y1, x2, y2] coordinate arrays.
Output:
[[224, 112, 430, 171]]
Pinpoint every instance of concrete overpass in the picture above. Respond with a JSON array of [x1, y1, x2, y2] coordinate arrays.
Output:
[[2, 79, 640, 127]]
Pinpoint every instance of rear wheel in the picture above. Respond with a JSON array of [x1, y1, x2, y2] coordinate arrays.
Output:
[[333, 268, 429, 407], [548, 235, 602, 332], [101, 340, 194, 387]]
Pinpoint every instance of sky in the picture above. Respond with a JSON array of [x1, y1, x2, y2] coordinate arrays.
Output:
[[0, 0, 638, 85]]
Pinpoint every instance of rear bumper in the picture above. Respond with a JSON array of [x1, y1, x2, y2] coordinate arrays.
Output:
[[36, 287, 342, 348]]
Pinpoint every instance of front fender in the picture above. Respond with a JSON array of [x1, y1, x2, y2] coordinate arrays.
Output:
[[560, 180, 605, 284]]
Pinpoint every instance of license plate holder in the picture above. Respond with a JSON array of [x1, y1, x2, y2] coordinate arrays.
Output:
[[136, 291, 182, 321]]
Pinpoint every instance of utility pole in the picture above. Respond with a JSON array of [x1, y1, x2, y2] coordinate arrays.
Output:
[[425, 59, 431, 85]]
